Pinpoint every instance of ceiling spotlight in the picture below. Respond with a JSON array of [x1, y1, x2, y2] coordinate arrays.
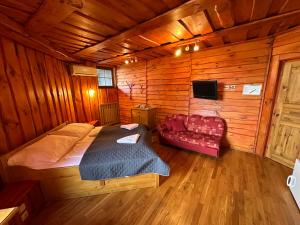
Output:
[[175, 48, 182, 57], [125, 59, 129, 64], [185, 45, 190, 51], [193, 44, 200, 52], [130, 59, 134, 63], [134, 57, 138, 62]]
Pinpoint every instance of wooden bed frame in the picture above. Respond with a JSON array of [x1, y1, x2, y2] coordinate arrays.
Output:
[[0, 123, 159, 201]]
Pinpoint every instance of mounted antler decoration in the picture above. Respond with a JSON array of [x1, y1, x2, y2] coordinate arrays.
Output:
[[139, 83, 144, 94], [125, 81, 135, 100]]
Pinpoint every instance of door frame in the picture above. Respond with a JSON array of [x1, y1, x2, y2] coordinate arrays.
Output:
[[255, 53, 300, 156]]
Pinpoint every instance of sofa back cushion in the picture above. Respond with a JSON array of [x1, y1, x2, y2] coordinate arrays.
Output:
[[187, 115, 225, 137], [165, 117, 173, 130], [171, 119, 186, 132], [164, 114, 188, 131], [200, 117, 225, 137], [172, 114, 188, 127], [187, 114, 203, 133]]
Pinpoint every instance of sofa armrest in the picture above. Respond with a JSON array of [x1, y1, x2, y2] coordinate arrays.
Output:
[[157, 124, 168, 133]]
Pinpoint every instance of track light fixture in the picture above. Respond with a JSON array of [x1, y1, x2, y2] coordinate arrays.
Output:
[[124, 57, 138, 64], [175, 48, 182, 57], [175, 42, 201, 56], [193, 43, 200, 51]]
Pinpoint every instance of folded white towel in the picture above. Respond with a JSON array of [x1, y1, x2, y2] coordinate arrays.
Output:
[[120, 123, 139, 130], [117, 134, 140, 144]]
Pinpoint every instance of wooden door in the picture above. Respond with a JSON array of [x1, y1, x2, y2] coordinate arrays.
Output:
[[266, 61, 300, 168]]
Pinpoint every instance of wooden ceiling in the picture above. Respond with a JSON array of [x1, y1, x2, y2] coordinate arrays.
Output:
[[1, 0, 300, 66]]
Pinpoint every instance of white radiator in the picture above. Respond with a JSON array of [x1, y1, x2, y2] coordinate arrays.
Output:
[[287, 159, 300, 209]]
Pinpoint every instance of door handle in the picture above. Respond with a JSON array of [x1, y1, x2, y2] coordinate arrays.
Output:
[[287, 175, 296, 188]]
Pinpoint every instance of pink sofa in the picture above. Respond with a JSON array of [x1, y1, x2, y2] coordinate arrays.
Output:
[[157, 114, 225, 157]]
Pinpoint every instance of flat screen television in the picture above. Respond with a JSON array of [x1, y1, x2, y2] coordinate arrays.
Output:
[[192, 80, 218, 100]]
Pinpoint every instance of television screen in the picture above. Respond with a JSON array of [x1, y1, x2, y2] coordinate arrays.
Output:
[[192, 80, 218, 100]]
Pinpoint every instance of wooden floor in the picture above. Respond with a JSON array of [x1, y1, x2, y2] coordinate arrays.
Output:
[[31, 142, 299, 225]]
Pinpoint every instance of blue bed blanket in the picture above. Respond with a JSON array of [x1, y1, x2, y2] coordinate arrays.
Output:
[[79, 125, 170, 180]]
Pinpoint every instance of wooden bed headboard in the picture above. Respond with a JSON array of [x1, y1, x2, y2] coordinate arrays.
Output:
[[0, 122, 68, 183]]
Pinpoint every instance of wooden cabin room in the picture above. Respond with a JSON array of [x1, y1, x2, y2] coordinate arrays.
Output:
[[0, 0, 300, 224]]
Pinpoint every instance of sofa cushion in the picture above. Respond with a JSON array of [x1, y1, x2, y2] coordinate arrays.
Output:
[[187, 115, 224, 137], [165, 117, 173, 130], [162, 130, 221, 150], [172, 114, 188, 127], [171, 119, 186, 132], [187, 115, 204, 133], [161, 130, 175, 139], [176, 131, 221, 149], [198, 117, 224, 137]]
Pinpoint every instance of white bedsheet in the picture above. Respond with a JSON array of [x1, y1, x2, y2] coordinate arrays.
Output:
[[10, 126, 102, 170]]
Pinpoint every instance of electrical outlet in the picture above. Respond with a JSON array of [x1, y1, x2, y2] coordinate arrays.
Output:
[[224, 84, 236, 90]]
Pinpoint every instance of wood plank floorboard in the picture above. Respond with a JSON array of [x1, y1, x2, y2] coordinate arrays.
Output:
[[31, 142, 300, 225]]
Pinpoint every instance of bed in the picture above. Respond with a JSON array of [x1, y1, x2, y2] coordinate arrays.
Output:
[[0, 122, 169, 201]]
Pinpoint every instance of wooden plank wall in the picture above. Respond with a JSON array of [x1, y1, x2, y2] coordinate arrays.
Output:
[[147, 55, 191, 122], [256, 28, 300, 156], [190, 38, 272, 152], [0, 36, 119, 154], [71, 76, 99, 123], [272, 28, 300, 56], [0, 37, 76, 154], [117, 56, 191, 124], [117, 62, 147, 123], [116, 38, 273, 152], [71, 75, 118, 122]]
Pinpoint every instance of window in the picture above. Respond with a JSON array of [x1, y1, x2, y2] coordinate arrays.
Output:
[[97, 68, 114, 87]]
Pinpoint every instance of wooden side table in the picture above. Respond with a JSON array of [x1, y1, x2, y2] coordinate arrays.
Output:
[[0, 208, 23, 225], [131, 107, 156, 130], [0, 181, 44, 225]]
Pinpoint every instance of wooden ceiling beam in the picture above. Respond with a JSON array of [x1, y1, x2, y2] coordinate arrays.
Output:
[[0, 25, 75, 61], [0, 12, 79, 62], [177, 8, 300, 46], [97, 45, 177, 65], [181, 11, 214, 35], [98, 8, 300, 66], [75, 0, 220, 56], [25, 0, 84, 34], [0, 13, 29, 37], [214, 0, 234, 28], [0, 0, 84, 62]]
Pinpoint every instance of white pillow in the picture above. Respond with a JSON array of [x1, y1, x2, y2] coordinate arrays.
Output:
[[8, 135, 79, 167], [50, 124, 93, 138], [88, 126, 103, 137]]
